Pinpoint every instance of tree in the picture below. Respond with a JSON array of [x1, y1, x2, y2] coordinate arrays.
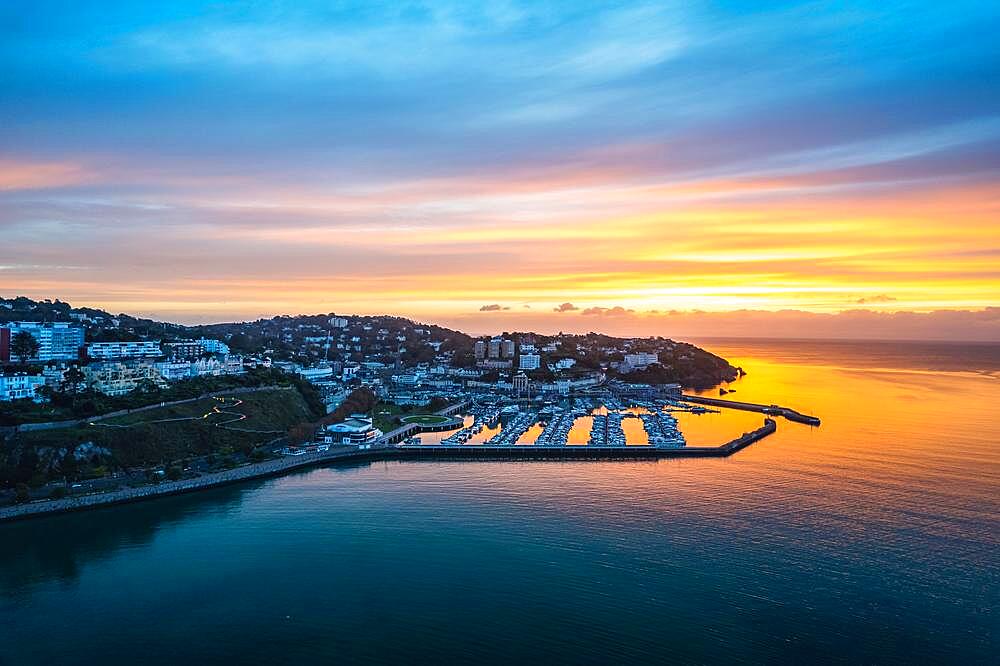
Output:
[[10, 331, 40, 364], [14, 483, 30, 504], [61, 365, 86, 394]]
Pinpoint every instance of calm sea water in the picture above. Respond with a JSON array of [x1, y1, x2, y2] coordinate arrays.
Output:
[[1, 339, 998, 664]]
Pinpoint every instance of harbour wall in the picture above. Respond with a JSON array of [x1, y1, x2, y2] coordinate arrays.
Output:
[[0, 419, 776, 523], [681, 395, 821, 426]]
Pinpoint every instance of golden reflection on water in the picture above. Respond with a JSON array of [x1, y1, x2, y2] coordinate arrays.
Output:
[[385, 340, 999, 566], [566, 415, 593, 445], [517, 421, 545, 445]]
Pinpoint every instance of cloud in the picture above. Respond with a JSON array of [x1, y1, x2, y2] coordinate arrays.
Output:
[[856, 294, 897, 304], [553, 302, 579, 312], [444, 307, 1000, 342], [479, 303, 505, 311], [581, 306, 635, 316]]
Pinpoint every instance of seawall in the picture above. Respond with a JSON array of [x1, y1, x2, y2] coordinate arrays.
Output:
[[682, 395, 821, 426], [0, 418, 776, 523]]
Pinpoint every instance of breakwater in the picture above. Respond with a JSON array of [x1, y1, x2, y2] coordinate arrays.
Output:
[[0, 419, 776, 523], [682, 395, 821, 425]]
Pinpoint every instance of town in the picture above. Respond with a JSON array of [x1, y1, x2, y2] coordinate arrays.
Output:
[[1, 297, 740, 410], [0, 296, 749, 505]]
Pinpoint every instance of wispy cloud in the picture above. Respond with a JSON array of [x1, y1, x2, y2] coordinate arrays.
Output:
[[0, 0, 997, 334]]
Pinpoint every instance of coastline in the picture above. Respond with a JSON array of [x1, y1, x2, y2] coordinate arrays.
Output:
[[0, 417, 778, 523]]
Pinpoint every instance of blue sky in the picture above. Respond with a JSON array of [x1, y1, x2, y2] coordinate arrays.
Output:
[[1, 1, 998, 337]]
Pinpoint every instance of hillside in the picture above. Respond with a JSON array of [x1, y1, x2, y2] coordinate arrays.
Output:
[[1, 387, 319, 491]]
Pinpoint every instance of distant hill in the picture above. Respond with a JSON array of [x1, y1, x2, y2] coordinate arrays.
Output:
[[0, 296, 739, 387]]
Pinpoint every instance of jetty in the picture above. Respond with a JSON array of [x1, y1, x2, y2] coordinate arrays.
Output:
[[681, 395, 821, 425]]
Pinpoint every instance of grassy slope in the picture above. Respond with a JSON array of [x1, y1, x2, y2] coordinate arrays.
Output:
[[11, 389, 313, 472]]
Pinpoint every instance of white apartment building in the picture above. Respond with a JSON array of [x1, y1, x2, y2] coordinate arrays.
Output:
[[0, 374, 46, 402], [299, 366, 334, 382], [4, 322, 84, 361], [83, 361, 167, 396], [197, 338, 230, 354], [624, 352, 659, 369], [519, 353, 541, 370], [87, 340, 162, 360], [155, 360, 195, 381]]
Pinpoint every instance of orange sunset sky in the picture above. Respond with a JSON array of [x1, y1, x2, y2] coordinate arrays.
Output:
[[2, 2, 998, 340]]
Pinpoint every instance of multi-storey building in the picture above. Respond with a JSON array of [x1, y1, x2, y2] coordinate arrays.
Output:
[[83, 360, 167, 396], [155, 360, 195, 381], [623, 352, 659, 369], [163, 338, 230, 359], [474, 340, 486, 360], [163, 340, 203, 359], [519, 353, 541, 370], [197, 338, 230, 354], [87, 340, 162, 360], [2, 322, 83, 361], [0, 373, 46, 402], [0, 327, 9, 363], [485, 337, 515, 360]]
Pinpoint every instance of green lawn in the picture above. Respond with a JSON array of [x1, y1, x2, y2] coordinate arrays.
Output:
[[400, 414, 451, 425]]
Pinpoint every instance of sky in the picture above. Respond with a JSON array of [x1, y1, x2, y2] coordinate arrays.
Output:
[[2, 1, 999, 339]]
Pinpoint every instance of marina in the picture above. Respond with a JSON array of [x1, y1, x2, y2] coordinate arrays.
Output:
[[403, 396, 778, 449], [0, 391, 816, 523]]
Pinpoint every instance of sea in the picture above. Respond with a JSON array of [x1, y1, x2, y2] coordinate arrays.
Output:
[[1, 338, 997, 664]]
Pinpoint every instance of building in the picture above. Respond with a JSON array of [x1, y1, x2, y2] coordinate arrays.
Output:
[[554, 358, 576, 370], [155, 360, 195, 381], [83, 360, 167, 396], [299, 366, 334, 382], [0, 373, 46, 402], [392, 373, 421, 386], [163, 338, 230, 359], [322, 415, 383, 448], [329, 317, 349, 328], [519, 353, 541, 370], [483, 337, 515, 361], [163, 340, 203, 359], [3, 322, 83, 361], [623, 352, 659, 369], [0, 327, 8, 362], [156, 356, 245, 381], [481, 359, 512, 369], [87, 340, 162, 360], [512, 371, 530, 395], [197, 338, 230, 354]]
